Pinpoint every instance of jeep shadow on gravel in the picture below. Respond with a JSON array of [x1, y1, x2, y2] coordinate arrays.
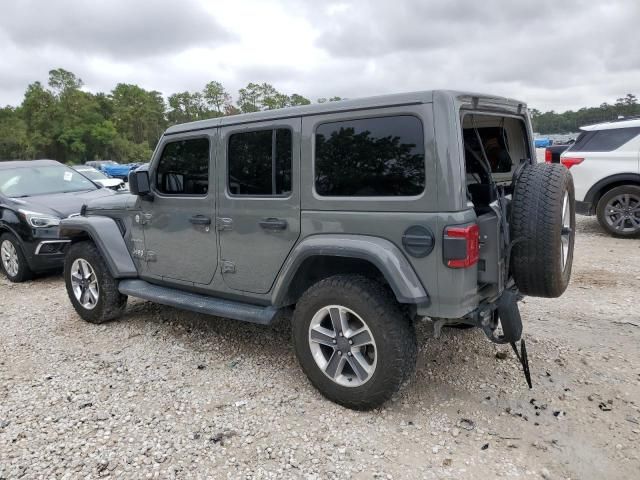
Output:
[[59, 91, 575, 410]]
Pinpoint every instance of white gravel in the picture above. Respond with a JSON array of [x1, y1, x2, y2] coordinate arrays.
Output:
[[1, 216, 639, 479]]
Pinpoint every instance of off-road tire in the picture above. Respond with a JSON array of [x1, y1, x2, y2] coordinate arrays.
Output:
[[64, 241, 127, 324], [510, 163, 575, 298], [292, 274, 417, 410], [596, 185, 640, 238], [0, 233, 33, 283]]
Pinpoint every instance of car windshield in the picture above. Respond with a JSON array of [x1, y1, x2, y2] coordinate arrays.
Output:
[[76, 168, 108, 181], [0, 164, 97, 197]]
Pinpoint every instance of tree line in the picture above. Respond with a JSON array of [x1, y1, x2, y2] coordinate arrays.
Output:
[[531, 93, 639, 135], [0, 68, 638, 162], [0, 68, 342, 163]]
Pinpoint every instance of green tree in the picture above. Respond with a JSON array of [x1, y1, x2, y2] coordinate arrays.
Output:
[[237, 82, 262, 113], [290, 94, 311, 106], [167, 91, 210, 124], [203, 81, 231, 114], [48, 68, 83, 97], [0, 107, 29, 159]]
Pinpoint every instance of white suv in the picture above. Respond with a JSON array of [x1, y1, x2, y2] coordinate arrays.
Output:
[[560, 118, 640, 237]]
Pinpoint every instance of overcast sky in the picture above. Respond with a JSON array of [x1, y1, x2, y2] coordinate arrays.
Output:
[[1, 0, 638, 111]]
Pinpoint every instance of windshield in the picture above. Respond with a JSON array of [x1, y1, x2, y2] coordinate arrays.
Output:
[[76, 168, 108, 181], [0, 165, 97, 197]]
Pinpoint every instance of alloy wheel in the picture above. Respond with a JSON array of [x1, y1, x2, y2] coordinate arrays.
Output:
[[70, 258, 100, 310], [1, 240, 19, 277], [308, 305, 377, 387], [605, 193, 640, 234]]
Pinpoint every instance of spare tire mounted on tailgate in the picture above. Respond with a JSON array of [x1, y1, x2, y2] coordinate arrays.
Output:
[[510, 163, 575, 298]]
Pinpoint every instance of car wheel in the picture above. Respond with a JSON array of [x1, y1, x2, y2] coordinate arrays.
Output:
[[292, 274, 417, 410], [596, 185, 640, 238], [64, 241, 127, 324], [0, 233, 33, 283]]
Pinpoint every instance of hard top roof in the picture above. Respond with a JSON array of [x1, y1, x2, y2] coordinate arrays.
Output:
[[165, 90, 527, 135]]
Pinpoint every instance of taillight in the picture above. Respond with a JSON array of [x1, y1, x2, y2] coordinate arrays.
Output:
[[443, 224, 479, 268], [561, 157, 584, 169], [545, 149, 552, 163]]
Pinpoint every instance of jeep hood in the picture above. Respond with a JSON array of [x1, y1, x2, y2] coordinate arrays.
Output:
[[85, 192, 138, 213]]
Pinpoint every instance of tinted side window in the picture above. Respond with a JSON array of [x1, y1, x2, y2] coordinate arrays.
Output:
[[156, 138, 209, 195], [228, 128, 292, 196], [315, 116, 425, 196], [567, 127, 640, 152]]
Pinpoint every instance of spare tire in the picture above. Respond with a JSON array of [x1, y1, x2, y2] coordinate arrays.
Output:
[[510, 163, 575, 297]]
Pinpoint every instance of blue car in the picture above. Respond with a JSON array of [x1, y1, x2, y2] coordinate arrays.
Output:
[[534, 138, 553, 148], [85, 160, 133, 181]]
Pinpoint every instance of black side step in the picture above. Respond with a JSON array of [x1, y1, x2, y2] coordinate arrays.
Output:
[[118, 279, 277, 325]]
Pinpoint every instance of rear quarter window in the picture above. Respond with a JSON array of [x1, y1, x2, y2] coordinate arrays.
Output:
[[314, 115, 425, 197], [567, 127, 640, 152]]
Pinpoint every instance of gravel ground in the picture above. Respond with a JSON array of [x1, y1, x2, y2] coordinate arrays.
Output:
[[1, 216, 639, 480]]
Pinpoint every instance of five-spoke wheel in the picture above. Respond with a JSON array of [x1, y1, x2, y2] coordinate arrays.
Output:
[[64, 241, 127, 323], [293, 274, 417, 410], [308, 305, 377, 387], [70, 258, 100, 310]]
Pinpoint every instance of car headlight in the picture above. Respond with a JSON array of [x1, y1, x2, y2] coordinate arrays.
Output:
[[19, 210, 61, 228]]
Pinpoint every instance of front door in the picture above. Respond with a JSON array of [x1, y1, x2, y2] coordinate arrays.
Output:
[[142, 132, 217, 284], [217, 119, 301, 293]]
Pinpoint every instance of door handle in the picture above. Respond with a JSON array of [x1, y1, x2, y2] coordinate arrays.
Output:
[[259, 218, 288, 231], [189, 215, 212, 225]]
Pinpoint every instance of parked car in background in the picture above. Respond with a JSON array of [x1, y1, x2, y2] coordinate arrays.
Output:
[[534, 137, 552, 148], [0, 160, 114, 282], [560, 118, 640, 237], [73, 165, 126, 191], [85, 160, 132, 181], [544, 140, 574, 163]]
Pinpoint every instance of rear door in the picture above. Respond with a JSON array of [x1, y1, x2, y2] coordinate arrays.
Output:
[[216, 119, 301, 293]]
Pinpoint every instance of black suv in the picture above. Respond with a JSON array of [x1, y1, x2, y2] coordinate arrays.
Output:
[[0, 160, 114, 282]]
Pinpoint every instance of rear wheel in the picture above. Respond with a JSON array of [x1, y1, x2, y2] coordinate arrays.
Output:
[[64, 241, 127, 323], [0, 233, 33, 283], [596, 185, 640, 238], [292, 275, 417, 410]]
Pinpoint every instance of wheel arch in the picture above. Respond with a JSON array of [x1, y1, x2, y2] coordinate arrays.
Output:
[[585, 173, 640, 213], [59, 216, 138, 278], [271, 234, 429, 308]]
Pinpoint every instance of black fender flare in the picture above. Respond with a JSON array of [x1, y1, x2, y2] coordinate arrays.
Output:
[[59, 216, 138, 278], [271, 234, 429, 307], [584, 173, 640, 208]]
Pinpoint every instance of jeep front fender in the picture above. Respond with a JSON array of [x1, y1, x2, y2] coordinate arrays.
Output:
[[59, 216, 138, 278], [271, 234, 429, 307]]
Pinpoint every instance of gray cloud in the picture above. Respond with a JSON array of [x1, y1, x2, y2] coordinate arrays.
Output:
[[0, 0, 638, 112], [0, 0, 233, 59]]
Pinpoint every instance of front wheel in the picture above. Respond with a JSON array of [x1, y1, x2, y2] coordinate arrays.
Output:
[[292, 275, 417, 410], [0, 233, 33, 283], [64, 241, 127, 324], [596, 185, 640, 238]]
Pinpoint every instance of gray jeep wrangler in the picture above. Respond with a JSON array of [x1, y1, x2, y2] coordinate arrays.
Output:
[[59, 90, 575, 410]]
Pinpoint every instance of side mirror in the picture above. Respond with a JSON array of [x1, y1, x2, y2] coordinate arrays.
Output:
[[129, 169, 152, 198]]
